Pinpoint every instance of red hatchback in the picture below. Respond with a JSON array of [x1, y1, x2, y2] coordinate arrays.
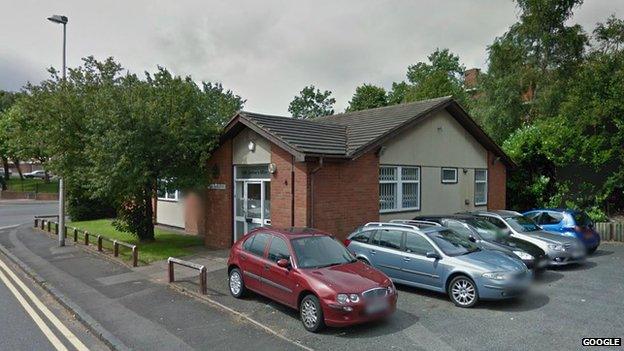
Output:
[[227, 227, 397, 332]]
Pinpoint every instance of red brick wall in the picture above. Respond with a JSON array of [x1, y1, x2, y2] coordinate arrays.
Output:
[[311, 151, 380, 240], [270, 145, 310, 228], [204, 139, 233, 248], [487, 151, 507, 210]]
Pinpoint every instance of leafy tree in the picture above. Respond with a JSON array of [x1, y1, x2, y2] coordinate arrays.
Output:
[[386, 81, 409, 105], [0, 91, 19, 183], [288, 85, 335, 119], [404, 49, 468, 106], [346, 84, 387, 112]]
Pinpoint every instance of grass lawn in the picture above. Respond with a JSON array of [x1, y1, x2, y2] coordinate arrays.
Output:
[[67, 219, 204, 264], [7, 178, 59, 193]]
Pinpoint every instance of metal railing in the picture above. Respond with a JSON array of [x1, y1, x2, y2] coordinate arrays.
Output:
[[168, 257, 207, 295], [34, 217, 139, 267]]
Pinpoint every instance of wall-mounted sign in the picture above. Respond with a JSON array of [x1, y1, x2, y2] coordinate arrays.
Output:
[[235, 165, 270, 180], [208, 183, 226, 190]]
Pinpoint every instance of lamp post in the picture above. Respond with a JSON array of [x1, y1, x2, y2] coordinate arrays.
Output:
[[47, 14, 68, 247]]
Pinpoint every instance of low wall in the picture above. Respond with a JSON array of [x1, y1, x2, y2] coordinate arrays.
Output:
[[0, 191, 59, 201], [595, 222, 624, 242]]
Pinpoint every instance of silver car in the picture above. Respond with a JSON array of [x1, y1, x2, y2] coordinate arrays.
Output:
[[345, 222, 531, 308], [466, 210, 586, 266]]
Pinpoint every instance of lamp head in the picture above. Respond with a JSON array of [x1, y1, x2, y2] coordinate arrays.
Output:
[[47, 15, 68, 24]]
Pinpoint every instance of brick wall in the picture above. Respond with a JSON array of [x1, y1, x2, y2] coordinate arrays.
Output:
[[270, 145, 310, 228], [487, 151, 507, 210], [311, 151, 380, 240], [204, 139, 233, 249]]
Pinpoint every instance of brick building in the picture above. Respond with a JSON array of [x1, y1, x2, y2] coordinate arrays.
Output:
[[155, 96, 514, 248]]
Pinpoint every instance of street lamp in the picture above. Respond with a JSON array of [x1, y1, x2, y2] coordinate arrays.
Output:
[[47, 14, 68, 247]]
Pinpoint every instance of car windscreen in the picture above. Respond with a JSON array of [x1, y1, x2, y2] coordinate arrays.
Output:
[[426, 229, 479, 256], [505, 215, 541, 232], [573, 212, 593, 227], [465, 218, 508, 241], [291, 236, 356, 269]]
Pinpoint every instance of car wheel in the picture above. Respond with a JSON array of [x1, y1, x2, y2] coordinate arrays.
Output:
[[228, 268, 246, 298], [448, 276, 479, 308], [587, 247, 598, 254], [300, 294, 325, 333], [357, 258, 370, 265]]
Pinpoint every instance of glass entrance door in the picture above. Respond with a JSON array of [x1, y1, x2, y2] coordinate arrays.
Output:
[[233, 173, 271, 242]]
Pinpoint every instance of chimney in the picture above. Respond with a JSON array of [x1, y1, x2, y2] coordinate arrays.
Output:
[[464, 68, 480, 90]]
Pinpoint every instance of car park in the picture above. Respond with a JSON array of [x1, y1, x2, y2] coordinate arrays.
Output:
[[523, 209, 601, 253], [409, 215, 549, 271], [227, 227, 397, 332], [344, 222, 531, 308], [465, 210, 587, 267]]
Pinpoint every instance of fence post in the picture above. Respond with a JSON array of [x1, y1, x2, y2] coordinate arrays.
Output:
[[200, 266, 207, 295], [84, 231, 89, 246], [73, 228, 78, 242], [113, 241, 119, 257], [97, 235, 103, 252], [34, 218, 38, 228], [54, 223, 58, 235], [41, 219, 45, 230], [168, 259, 174, 283], [47, 221, 51, 232], [132, 246, 138, 267]]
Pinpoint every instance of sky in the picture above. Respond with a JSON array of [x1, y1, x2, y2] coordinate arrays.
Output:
[[1, 0, 622, 115]]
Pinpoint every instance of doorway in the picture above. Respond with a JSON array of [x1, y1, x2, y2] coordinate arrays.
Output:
[[234, 165, 271, 242]]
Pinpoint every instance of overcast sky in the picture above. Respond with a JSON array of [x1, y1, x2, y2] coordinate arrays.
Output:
[[1, 1, 622, 115]]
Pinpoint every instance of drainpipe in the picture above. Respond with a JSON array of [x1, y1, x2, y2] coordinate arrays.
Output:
[[309, 157, 324, 228], [291, 155, 295, 227]]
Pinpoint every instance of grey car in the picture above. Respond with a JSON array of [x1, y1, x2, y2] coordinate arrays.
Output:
[[465, 210, 586, 266], [344, 222, 531, 308]]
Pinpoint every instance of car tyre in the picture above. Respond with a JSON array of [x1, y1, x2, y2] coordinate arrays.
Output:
[[448, 276, 478, 308], [300, 294, 325, 333], [228, 268, 246, 298], [587, 247, 598, 254]]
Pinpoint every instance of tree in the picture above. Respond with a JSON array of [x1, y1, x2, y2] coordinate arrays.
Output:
[[0, 91, 19, 183], [346, 84, 387, 112], [386, 81, 409, 105], [288, 85, 335, 119], [404, 49, 468, 106]]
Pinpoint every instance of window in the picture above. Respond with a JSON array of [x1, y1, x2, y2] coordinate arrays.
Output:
[[267, 236, 290, 262], [538, 212, 564, 225], [351, 230, 375, 244], [372, 229, 403, 250], [246, 233, 270, 257], [441, 168, 458, 184], [474, 169, 487, 205], [404, 233, 434, 256], [379, 166, 420, 212], [157, 180, 179, 201], [442, 220, 474, 239]]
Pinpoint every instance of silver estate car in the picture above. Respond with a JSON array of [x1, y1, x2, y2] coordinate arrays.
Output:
[[466, 210, 586, 266], [344, 222, 531, 308]]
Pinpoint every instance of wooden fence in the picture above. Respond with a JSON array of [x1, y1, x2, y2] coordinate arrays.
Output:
[[595, 222, 624, 242]]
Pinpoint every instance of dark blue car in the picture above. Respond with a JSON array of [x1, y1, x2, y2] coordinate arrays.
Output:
[[522, 209, 600, 253]]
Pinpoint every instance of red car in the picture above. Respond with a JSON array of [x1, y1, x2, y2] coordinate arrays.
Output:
[[227, 227, 397, 332]]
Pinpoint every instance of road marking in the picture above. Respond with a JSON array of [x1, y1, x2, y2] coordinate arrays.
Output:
[[0, 258, 89, 351], [0, 224, 20, 231], [0, 263, 68, 351]]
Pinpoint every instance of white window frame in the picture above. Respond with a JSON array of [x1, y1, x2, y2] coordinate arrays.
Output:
[[379, 165, 420, 213], [474, 169, 488, 206], [157, 180, 180, 202], [441, 167, 458, 184]]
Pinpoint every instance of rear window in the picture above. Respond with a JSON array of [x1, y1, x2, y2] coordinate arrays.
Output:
[[371, 229, 403, 250], [245, 233, 270, 257]]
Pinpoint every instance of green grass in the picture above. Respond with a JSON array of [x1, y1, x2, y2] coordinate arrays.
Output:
[[67, 219, 204, 264], [7, 178, 59, 193]]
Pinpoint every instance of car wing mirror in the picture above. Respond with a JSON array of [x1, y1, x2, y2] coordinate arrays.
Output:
[[426, 251, 441, 260], [468, 235, 477, 242], [277, 258, 291, 269]]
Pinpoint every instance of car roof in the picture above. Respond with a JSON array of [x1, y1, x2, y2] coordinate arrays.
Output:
[[413, 214, 477, 221], [253, 227, 331, 238], [526, 208, 579, 214], [362, 222, 445, 234], [462, 210, 521, 217]]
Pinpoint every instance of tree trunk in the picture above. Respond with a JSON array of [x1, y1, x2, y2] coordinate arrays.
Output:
[[2, 157, 9, 180], [140, 185, 155, 242], [13, 158, 24, 180]]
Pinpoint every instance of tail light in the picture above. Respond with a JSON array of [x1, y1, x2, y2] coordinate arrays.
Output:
[[343, 239, 351, 247]]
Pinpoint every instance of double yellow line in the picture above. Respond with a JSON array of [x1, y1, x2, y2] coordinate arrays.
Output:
[[0, 257, 89, 351]]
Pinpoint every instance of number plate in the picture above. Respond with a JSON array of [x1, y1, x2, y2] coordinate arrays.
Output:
[[365, 299, 389, 314]]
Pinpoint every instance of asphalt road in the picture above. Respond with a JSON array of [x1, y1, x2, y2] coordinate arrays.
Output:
[[0, 200, 108, 351]]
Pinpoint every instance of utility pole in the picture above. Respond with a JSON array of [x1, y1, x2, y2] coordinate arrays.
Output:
[[47, 14, 68, 247]]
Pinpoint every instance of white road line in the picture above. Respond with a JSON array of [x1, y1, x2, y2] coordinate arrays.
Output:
[[0, 264, 68, 351], [0, 224, 20, 231], [0, 258, 89, 351]]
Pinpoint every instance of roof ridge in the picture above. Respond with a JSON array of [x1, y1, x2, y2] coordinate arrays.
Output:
[[240, 111, 346, 128], [314, 95, 452, 121]]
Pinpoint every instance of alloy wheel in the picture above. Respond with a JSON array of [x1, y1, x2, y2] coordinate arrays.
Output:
[[301, 299, 318, 328], [451, 278, 476, 306], [229, 271, 242, 296]]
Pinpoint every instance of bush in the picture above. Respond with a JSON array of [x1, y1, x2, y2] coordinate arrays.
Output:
[[67, 188, 116, 221]]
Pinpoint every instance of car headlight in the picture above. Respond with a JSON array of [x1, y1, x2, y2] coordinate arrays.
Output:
[[482, 272, 508, 280], [548, 244, 565, 251], [513, 250, 533, 260], [337, 293, 360, 304]]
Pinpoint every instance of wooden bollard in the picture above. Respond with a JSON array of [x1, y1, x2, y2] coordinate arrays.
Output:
[[113, 241, 119, 257], [54, 223, 59, 235], [200, 267, 207, 295], [47, 221, 51, 232], [168, 259, 174, 283], [131, 246, 138, 267], [34, 218, 38, 228], [41, 220, 45, 230], [84, 231, 89, 245], [73, 228, 78, 242], [97, 235, 103, 252]]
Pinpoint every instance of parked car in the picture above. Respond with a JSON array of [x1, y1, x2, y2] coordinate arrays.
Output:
[[344, 222, 531, 308], [227, 227, 397, 332], [0, 168, 12, 176], [24, 170, 47, 179], [523, 209, 600, 254], [409, 215, 549, 271], [464, 210, 586, 267]]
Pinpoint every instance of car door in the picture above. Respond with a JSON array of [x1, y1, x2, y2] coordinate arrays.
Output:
[[401, 232, 442, 288], [262, 235, 298, 308], [239, 232, 270, 294], [368, 229, 404, 278]]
